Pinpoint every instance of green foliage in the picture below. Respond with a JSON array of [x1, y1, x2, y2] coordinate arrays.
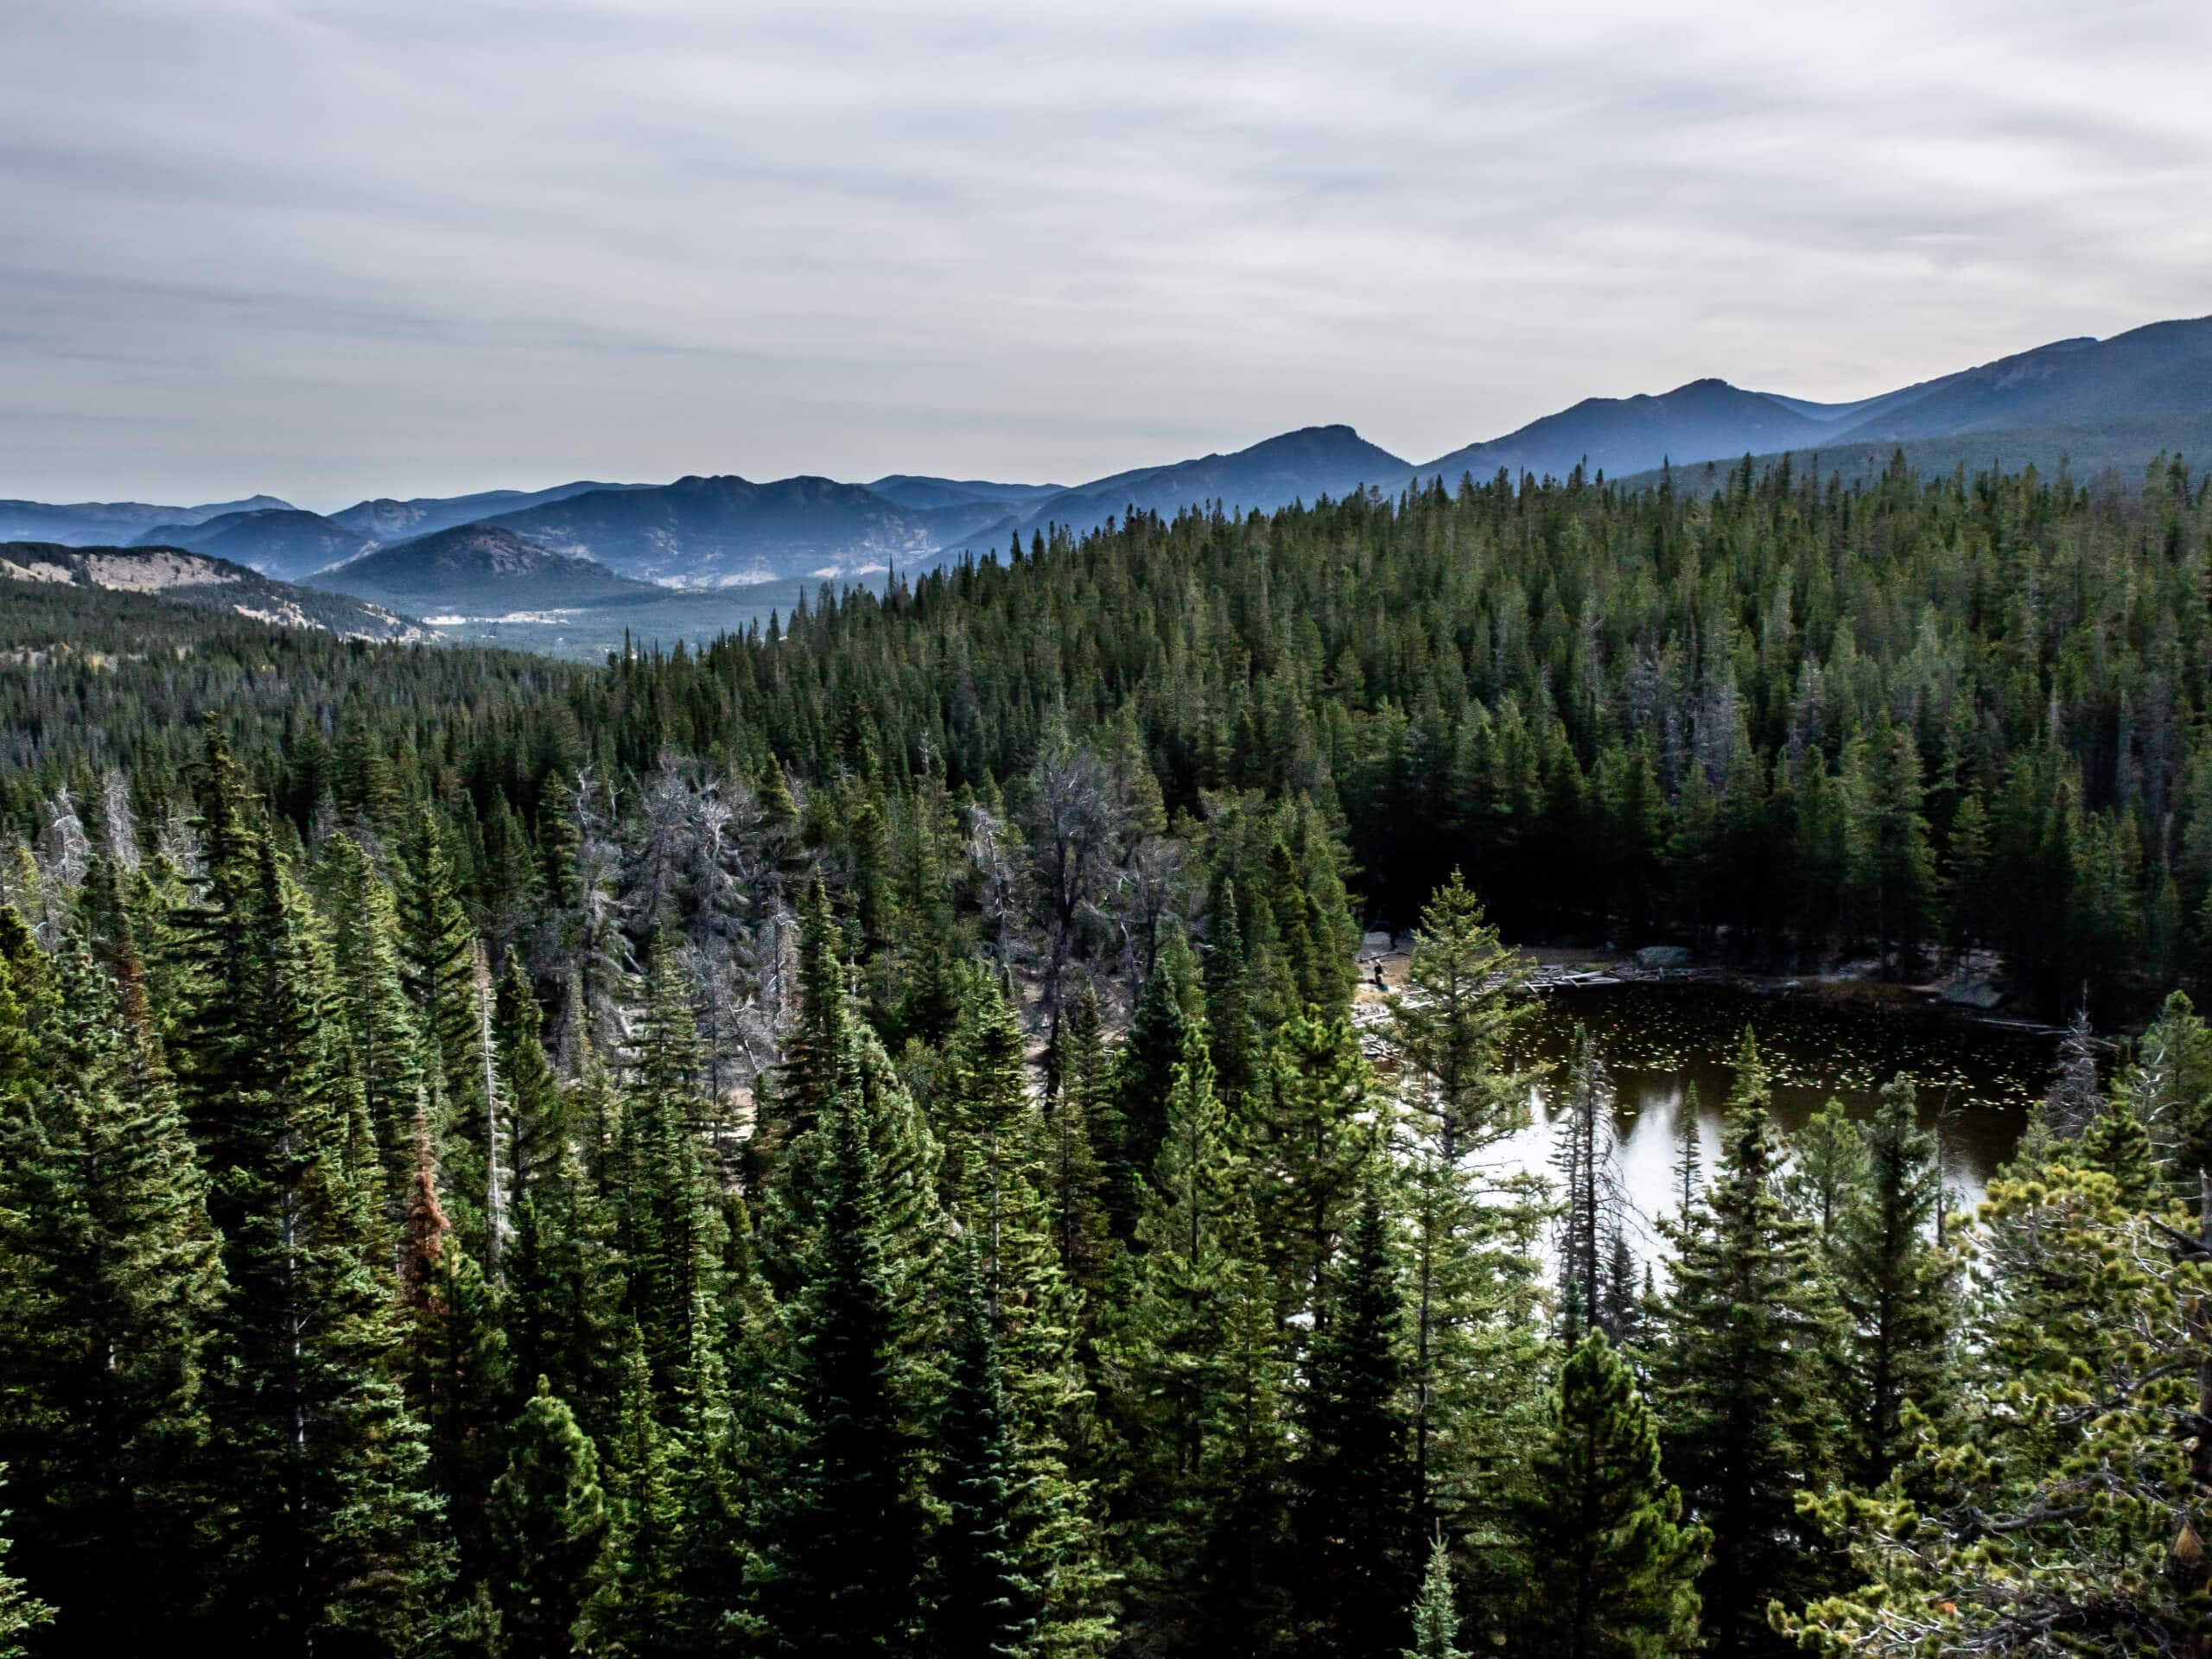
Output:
[[1103, 1013, 1293, 1652], [0, 931, 224, 1647], [1259, 1007, 1374, 1327], [927, 1240, 1033, 1659], [1103, 932, 1195, 1241], [1402, 1535, 1463, 1659], [0, 1468, 52, 1659], [188, 800, 453, 1649], [765, 1075, 925, 1656], [1517, 1333, 1706, 1659], [7, 458, 2212, 1653], [488, 1378, 608, 1659], [1833, 1077, 1957, 1487], [1653, 1031, 1845, 1658], [1043, 978, 1115, 1306], [1790, 1161, 2212, 1656], [1385, 873, 1546, 1587], [1294, 1166, 1415, 1659]]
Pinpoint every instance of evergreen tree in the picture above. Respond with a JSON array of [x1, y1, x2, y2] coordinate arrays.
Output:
[[1652, 1030, 1842, 1658], [1101, 931, 1196, 1241], [0, 931, 225, 1648], [1261, 1007, 1374, 1328], [1101, 929, 1194, 1230], [579, 1326, 685, 1653], [1791, 1159, 2206, 1656], [2081, 1084, 2162, 1209], [660, 1329, 753, 1656], [1553, 1025, 1619, 1344], [1113, 996, 1296, 1653], [502, 1138, 624, 1434], [407, 1230, 512, 1588], [0, 1469, 51, 1659], [488, 1378, 608, 1659], [1668, 1086, 1704, 1224], [496, 949, 569, 1209], [1834, 1076, 1955, 1487], [192, 834, 454, 1649], [1516, 1333, 1706, 1659], [765, 1074, 925, 1656], [1402, 1535, 1463, 1659], [926, 1239, 1033, 1659], [944, 969, 1034, 1312], [1205, 886, 1265, 1111], [1293, 1165, 1416, 1659], [397, 806, 491, 1243], [963, 1033, 1116, 1659], [1783, 1099, 1866, 1257], [765, 875, 847, 1166], [1384, 874, 1544, 1565], [609, 943, 727, 1398], [320, 831, 428, 1227]]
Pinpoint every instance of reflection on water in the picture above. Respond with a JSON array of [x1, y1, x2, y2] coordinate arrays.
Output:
[[1500, 982, 2055, 1246]]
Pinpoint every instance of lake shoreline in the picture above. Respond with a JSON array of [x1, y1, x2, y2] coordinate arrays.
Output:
[[1525, 957, 2074, 1041], [1353, 933, 2075, 1041]]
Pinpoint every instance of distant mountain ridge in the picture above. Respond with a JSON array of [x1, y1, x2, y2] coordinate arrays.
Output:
[[0, 493, 292, 547], [0, 541, 423, 642], [1812, 320, 2212, 443], [480, 474, 944, 587], [130, 507, 371, 580], [865, 475, 1064, 512], [330, 480, 647, 543], [4, 312, 2204, 597], [311, 524, 664, 614], [1407, 378, 1826, 486], [968, 424, 1413, 552]]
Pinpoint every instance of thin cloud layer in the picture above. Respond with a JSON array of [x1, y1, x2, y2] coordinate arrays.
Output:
[[4, 0, 2208, 505]]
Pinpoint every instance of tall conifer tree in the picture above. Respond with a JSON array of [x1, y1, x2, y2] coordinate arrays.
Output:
[[1652, 1031, 1842, 1658], [487, 1379, 608, 1659], [1384, 873, 1545, 1574], [1516, 1333, 1706, 1659], [0, 931, 226, 1648], [1293, 1165, 1415, 1659], [765, 1071, 925, 1656]]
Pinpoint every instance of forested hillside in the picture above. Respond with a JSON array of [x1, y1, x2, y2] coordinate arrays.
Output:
[[1, 455, 2209, 1656]]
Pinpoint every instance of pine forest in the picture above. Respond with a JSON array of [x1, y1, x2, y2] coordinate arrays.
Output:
[[4, 456, 2212, 1657]]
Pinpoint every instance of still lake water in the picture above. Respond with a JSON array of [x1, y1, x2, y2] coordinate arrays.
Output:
[[1498, 982, 2056, 1250]]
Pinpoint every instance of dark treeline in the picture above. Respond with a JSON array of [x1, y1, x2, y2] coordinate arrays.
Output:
[[1, 461, 2210, 1656]]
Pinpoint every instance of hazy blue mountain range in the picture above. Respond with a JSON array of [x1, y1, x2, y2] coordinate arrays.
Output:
[[965, 424, 1414, 553], [864, 475, 1064, 511], [863, 475, 1068, 549], [0, 493, 292, 546], [329, 480, 647, 543], [0, 542, 424, 642], [5, 312, 2203, 604], [130, 507, 372, 580], [479, 474, 945, 586], [1808, 318, 2212, 441], [309, 524, 664, 614], [1406, 379, 1824, 486], [1618, 318, 2212, 493]]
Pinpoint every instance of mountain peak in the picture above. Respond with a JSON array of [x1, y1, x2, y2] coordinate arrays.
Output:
[[130, 506, 371, 580], [1416, 377, 1826, 484], [311, 523, 659, 613]]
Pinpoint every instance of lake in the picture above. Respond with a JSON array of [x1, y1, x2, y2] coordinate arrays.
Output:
[[1498, 980, 2056, 1253]]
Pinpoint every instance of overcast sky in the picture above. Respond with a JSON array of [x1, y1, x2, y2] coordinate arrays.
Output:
[[4, 0, 2209, 509]]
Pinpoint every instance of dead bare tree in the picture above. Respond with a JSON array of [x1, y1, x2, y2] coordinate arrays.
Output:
[[1025, 736, 1126, 1047]]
